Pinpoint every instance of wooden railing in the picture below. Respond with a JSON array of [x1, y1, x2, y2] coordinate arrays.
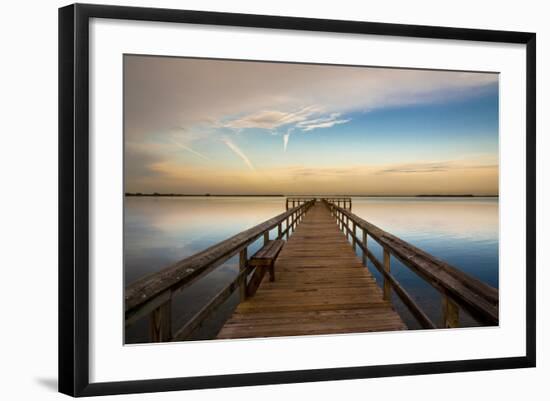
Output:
[[322, 199, 499, 329], [285, 197, 316, 210], [125, 199, 316, 342], [323, 197, 352, 210]]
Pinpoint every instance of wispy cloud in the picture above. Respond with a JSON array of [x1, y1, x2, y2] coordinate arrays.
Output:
[[222, 106, 320, 130], [222, 107, 351, 151], [283, 128, 293, 152], [301, 120, 350, 131], [297, 112, 351, 132], [222, 107, 351, 134], [169, 138, 210, 161], [221, 137, 255, 171], [377, 161, 498, 174], [379, 162, 451, 174]]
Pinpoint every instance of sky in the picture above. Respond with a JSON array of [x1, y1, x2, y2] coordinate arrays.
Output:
[[124, 55, 499, 195]]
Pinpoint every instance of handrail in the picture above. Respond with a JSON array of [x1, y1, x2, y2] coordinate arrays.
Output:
[[125, 199, 315, 341], [285, 197, 316, 210], [323, 197, 352, 210], [322, 199, 498, 328]]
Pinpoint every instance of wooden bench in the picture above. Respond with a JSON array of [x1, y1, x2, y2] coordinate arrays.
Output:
[[246, 240, 285, 298]]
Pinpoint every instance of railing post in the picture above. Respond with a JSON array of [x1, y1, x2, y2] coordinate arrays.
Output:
[[341, 213, 345, 232], [239, 248, 248, 301], [442, 294, 459, 328], [286, 216, 290, 239], [383, 248, 391, 301], [277, 223, 282, 239], [149, 300, 172, 342], [362, 229, 368, 265], [352, 221, 357, 250], [345, 215, 349, 238], [263, 231, 269, 245]]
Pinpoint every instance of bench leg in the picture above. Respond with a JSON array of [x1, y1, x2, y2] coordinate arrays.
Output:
[[268, 263, 275, 282]]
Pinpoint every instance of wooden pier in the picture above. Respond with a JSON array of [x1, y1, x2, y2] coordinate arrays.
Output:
[[125, 198, 498, 343], [217, 201, 405, 339]]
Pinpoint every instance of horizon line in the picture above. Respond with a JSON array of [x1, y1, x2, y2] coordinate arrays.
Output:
[[125, 192, 499, 198]]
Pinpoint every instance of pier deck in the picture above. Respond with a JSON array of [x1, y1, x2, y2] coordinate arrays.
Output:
[[217, 202, 406, 339]]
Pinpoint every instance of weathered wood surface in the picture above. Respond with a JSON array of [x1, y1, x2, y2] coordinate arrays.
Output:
[[217, 202, 406, 339], [246, 240, 284, 297], [249, 240, 285, 266], [149, 301, 171, 342], [246, 239, 285, 295]]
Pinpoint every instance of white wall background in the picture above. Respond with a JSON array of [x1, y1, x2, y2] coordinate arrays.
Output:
[[0, 0, 547, 399]]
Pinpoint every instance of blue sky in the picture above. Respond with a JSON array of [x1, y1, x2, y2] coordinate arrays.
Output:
[[124, 56, 499, 195]]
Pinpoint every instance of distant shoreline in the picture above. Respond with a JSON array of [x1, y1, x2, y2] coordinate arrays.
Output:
[[125, 193, 499, 198]]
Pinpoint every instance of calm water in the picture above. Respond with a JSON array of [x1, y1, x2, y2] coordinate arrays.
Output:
[[124, 196, 498, 343]]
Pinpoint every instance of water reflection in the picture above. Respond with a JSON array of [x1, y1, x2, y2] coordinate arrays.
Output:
[[124, 197, 286, 285], [124, 196, 498, 343]]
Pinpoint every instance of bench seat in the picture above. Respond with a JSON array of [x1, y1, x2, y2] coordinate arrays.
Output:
[[246, 239, 285, 297], [249, 240, 285, 266]]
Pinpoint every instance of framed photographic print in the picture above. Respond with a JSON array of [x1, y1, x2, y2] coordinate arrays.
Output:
[[58, 3, 536, 397]]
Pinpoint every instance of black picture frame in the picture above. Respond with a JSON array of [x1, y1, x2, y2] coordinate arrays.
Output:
[[58, 3, 536, 397]]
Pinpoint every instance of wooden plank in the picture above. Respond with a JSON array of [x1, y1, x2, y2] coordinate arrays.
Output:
[[362, 229, 367, 265], [239, 248, 247, 301], [149, 301, 171, 342], [442, 294, 459, 328], [217, 202, 406, 339], [383, 249, 391, 301], [250, 240, 285, 263]]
